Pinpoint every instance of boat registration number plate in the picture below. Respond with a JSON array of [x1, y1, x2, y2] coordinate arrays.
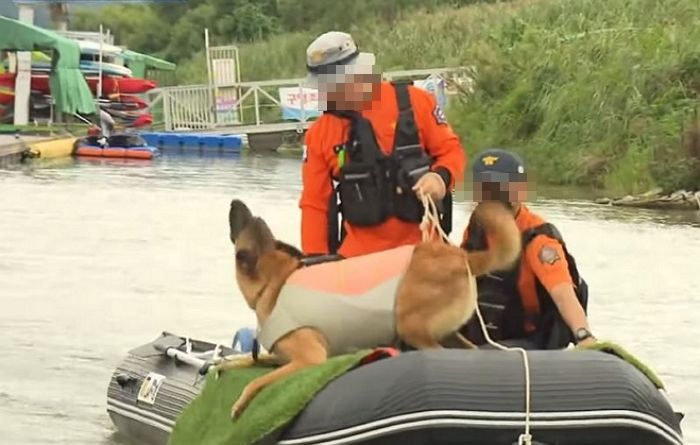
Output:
[[137, 372, 166, 405]]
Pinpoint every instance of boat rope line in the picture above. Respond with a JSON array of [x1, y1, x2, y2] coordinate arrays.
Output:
[[420, 194, 534, 445], [277, 413, 684, 445]]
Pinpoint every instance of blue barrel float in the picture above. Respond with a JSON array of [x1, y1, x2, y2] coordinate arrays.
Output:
[[138, 132, 243, 156]]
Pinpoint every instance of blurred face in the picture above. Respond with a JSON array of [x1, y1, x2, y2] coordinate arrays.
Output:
[[318, 73, 381, 112], [473, 180, 528, 204]]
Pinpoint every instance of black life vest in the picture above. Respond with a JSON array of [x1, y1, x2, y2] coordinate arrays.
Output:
[[325, 81, 453, 253], [461, 219, 589, 349]]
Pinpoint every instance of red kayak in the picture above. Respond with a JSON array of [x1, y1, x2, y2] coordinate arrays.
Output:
[[0, 89, 13, 105], [107, 94, 148, 109], [130, 114, 153, 128], [86, 76, 156, 94], [0, 72, 156, 95], [102, 108, 153, 128]]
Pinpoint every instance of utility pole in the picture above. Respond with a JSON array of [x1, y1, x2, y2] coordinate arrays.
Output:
[[13, 2, 34, 126]]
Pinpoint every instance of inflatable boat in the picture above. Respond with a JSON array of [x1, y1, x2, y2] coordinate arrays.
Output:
[[74, 134, 159, 160], [106, 331, 685, 445]]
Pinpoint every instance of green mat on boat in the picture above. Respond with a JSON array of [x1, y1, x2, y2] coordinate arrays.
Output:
[[167, 349, 373, 445], [575, 340, 665, 390]]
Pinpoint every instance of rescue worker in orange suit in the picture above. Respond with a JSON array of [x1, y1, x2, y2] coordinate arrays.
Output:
[[299, 31, 466, 258], [460, 149, 595, 349]]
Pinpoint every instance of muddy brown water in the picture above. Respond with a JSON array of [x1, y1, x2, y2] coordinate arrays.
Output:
[[0, 155, 698, 444]]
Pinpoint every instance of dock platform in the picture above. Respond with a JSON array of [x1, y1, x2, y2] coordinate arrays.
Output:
[[0, 135, 44, 166]]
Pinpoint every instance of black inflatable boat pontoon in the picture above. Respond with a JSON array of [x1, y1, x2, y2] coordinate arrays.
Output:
[[106, 332, 685, 445]]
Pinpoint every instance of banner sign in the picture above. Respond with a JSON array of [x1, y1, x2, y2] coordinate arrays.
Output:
[[212, 58, 239, 124], [278, 77, 448, 122], [278, 87, 321, 121], [414, 77, 448, 112]]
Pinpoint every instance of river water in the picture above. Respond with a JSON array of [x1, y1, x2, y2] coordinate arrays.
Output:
[[0, 154, 698, 445]]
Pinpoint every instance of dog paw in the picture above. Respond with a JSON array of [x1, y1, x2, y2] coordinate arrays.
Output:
[[209, 365, 223, 380]]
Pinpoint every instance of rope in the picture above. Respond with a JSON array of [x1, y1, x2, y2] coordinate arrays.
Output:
[[419, 193, 534, 445]]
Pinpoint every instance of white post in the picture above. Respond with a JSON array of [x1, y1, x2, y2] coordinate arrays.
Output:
[[298, 83, 306, 122], [254, 88, 260, 125], [205, 28, 212, 88], [98, 24, 104, 100], [55, 3, 68, 32], [235, 47, 243, 124], [13, 4, 34, 126], [205, 28, 216, 125]]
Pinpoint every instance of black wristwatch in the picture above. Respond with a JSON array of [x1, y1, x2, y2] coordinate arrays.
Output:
[[574, 327, 594, 344]]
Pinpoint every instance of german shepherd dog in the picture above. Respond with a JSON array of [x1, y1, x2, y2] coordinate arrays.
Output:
[[217, 199, 521, 419]]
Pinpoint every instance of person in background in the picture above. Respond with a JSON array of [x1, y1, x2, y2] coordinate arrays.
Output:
[[95, 109, 115, 148], [299, 31, 466, 258], [459, 148, 594, 349]]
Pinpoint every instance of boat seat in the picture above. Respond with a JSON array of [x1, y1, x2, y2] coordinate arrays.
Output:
[[152, 334, 186, 353]]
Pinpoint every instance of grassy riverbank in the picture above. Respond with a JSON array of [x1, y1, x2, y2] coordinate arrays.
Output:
[[74, 0, 700, 194], [175, 0, 700, 193], [238, 0, 700, 195]]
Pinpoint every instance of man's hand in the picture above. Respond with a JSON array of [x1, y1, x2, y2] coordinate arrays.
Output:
[[412, 172, 446, 201]]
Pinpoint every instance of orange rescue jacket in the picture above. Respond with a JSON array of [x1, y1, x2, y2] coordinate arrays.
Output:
[[300, 81, 466, 258]]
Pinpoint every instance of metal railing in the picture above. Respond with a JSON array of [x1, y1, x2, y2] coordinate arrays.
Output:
[[155, 66, 474, 132], [160, 85, 215, 131]]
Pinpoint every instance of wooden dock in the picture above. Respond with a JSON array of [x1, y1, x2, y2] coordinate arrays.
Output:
[[203, 121, 311, 152], [208, 121, 310, 136], [0, 135, 30, 166], [0, 135, 54, 166]]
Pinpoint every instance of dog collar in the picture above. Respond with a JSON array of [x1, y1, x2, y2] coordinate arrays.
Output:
[[300, 254, 344, 268]]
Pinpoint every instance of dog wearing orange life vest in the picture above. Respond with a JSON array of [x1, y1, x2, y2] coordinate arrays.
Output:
[[215, 198, 521, 420]]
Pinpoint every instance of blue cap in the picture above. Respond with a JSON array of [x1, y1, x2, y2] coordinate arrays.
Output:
[[472, 148, 527, 182]]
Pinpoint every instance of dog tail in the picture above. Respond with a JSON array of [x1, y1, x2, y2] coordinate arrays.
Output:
[[466, 201, 522, 277]]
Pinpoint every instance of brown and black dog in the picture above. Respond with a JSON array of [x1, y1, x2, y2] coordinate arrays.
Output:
[[216, 199, 521, 420]]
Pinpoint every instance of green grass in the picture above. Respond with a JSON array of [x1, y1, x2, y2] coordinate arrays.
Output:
[[447, 0, 700, 195], [168, 350, 372, 445], [234, 0, 700, 194]]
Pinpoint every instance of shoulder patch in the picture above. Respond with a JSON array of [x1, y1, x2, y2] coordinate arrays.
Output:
[[538, 245, 561, 265], [432, 104, 447, 125], [302, 145, 308, 162]]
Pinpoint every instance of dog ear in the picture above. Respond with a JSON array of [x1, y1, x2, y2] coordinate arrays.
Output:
[[235, 249, 259, 278], [229, 199, 253, 245]]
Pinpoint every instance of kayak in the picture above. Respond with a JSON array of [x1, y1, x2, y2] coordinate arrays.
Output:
[[0, 86, 13, 105], [99, 94, 148, 111], [103, 108, 153, 126], [77, 39, 124, 57], [106, 331, 685, 445], [23, 60, 133, 77], [130, 114, 153, 128], [0, 72, 157, 95]]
